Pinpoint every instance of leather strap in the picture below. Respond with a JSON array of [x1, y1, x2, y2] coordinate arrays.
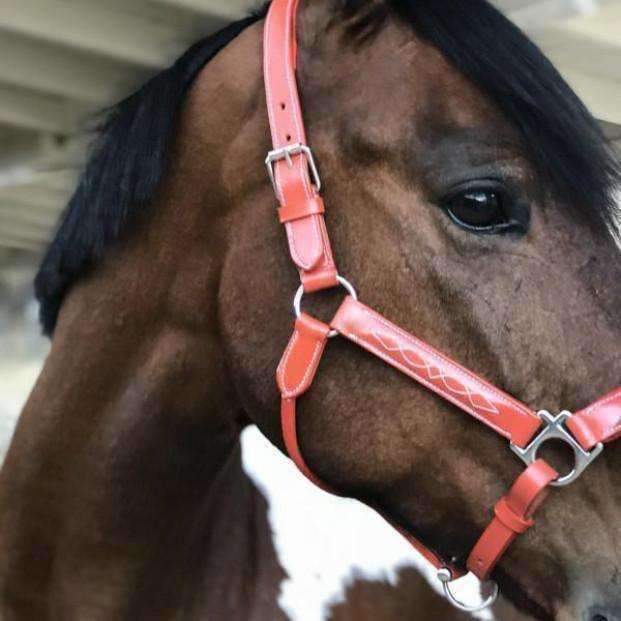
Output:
[[276, 315, 555, 583], [331, 296, 542, 448], [277, 313, 330, 399], [277, 314, 464, 577], [266, 0, 621, 598], [278, 313, 332, 488], [278, 195, 325, 224], [282, 393, 464, 575], [264, 0, 338, 292], [567, 388, 621, 450], [467, 460, 558, 580]]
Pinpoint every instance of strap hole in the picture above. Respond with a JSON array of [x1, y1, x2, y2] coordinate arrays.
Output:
[[286, 134, 292, 141], [280, 102, 286, 110]]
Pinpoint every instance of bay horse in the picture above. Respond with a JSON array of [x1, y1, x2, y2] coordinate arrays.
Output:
[[1, 0, 620, 619]]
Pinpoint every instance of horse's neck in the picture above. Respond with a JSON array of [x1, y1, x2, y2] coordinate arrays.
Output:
[[0, 23, 276, 619], [144, 442, 289, 620], [0, 302, 287, 617], [0, 265, 260, 617]]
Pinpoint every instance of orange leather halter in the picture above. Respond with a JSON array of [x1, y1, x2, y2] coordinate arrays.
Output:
[[264, 0, 621, 611]]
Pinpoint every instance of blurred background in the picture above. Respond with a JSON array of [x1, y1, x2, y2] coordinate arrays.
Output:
[[0, 0, 620, 456]]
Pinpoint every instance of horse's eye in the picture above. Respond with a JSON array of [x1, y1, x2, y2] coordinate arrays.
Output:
[[441, 187, 522, 234]]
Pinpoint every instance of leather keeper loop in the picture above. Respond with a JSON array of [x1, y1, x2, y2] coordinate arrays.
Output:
[[279, 196, 325, 224], [276, 313, 330, 399], [494, 498, 534, 534], [301, 267, 339, 293]]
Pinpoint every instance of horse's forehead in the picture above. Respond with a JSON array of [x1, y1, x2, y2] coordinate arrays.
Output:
[[313, 22, 510, 150]]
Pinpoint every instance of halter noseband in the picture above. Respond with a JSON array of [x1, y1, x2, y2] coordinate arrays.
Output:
[[264, 0, 621, 611]]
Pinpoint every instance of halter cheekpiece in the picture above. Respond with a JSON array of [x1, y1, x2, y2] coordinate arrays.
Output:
[[263, 0, 621, 611]]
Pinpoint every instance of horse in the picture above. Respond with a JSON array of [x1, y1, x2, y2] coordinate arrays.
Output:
[[1, 0, 619, 618]]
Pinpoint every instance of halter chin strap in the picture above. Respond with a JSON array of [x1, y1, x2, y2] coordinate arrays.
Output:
[[264, 0, 621, 611]]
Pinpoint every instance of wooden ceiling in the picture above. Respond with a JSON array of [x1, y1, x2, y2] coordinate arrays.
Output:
[[0, 0, 619, 254]]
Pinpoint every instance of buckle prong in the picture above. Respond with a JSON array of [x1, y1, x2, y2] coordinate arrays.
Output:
[[265, 143, 322, 196], [511, 411, 604, 487]]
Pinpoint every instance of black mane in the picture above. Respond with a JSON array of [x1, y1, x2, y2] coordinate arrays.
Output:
[[37, 0, 619, 335], [35, 9, 267, 335]]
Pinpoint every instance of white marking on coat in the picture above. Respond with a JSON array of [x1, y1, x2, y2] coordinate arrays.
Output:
[[241, 426, 491, 621]]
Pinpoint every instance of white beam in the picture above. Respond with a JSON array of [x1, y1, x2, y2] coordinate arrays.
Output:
[[0, 32, 148, 106], [0, 185, 67, 212], [600, 121, 621, 142], [534, 32, 621, 123], [559, 2, 621, 48], [0, 83, 93, 134], [0, 126, 50, 172], [0, 218, 51, 243], [153, 0, 251, 20], [0, 0, 197, 70], [0, 204, 59, 229], [0, 170, 79, 194], [554, 67, 621, 125], [0, 234, 43, 253], [508, 0, 599, 31], [530, 28, 621, 82]]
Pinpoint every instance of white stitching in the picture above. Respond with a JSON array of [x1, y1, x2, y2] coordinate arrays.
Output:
[[603, 418, 621, 438], [575, 392, 621, 442], [372, 331, 500, 416], [277, 329, 323, 398], [309, 216, 323, 266], [580, 391, 621, 417], [318, 216, 333, 265], [286, 222, 313, 270], [343, 331, 510, 439], [276, 328, 298, 391], [267, 4, 324, 270], [286, 217, 323, 270], [264, 10, 286, 202], [365, 308, 534, 419], [286, 340, 322, 398], [284, 0, 313, 200]]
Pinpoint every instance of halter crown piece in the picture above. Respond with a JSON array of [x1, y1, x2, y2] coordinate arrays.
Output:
[[264, 0, 621, 611]]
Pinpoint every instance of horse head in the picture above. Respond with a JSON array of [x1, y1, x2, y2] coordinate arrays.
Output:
[[4, 1, 618, 620], [221, 2, 621, 618]]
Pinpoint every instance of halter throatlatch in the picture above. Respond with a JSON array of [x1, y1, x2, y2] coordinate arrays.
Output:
[[264, 0, 621, 611]]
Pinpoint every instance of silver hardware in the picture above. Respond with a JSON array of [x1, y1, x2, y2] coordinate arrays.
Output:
[[437, 568, 499, 613], [265, 143, 322, 196], [293, 276, 358, 338], [511, 410, 604, 487]]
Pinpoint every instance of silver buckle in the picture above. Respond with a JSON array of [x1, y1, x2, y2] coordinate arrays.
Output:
[[265, 143, 322, 196], [511, 411, 604, 487]]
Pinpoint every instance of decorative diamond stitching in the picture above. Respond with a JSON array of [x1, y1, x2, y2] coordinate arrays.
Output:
[[372, 331, 500, 416]]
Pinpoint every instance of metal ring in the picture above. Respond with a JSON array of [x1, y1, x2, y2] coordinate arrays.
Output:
[[437, 568, 499, 613], [293, 275, 358, 338], [510, 411, 604, 488]]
